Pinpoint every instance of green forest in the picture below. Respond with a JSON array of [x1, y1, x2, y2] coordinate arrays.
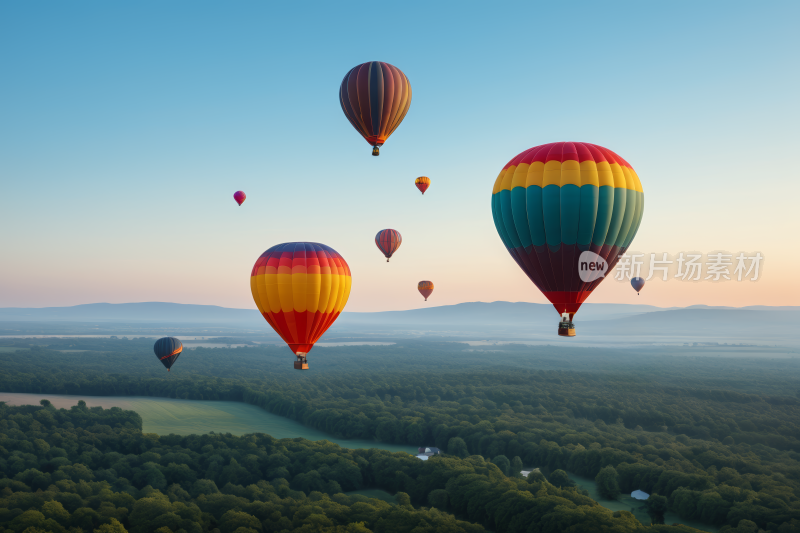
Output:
[[2, 338, 800, 532], [1, 401, 711, 533]]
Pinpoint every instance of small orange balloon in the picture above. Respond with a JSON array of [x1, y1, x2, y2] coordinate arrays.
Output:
[[415, 176, 430, 195], [418, 280, 434, 301]]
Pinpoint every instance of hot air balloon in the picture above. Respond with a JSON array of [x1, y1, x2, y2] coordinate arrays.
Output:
[[339, 61, 412, 156], [418, 281, 434, 301], [415, 177, 431, 195], [491, 142, 644, 337], [250, 242, 352, 370], [375, 229, 402, 262], [233, 191, 246, 206], [154, 337, 182, 371], [631, 277, 645, 294]]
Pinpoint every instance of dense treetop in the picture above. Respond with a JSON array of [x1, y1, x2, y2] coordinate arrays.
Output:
[[0, 402, 714, 533], [2, 338, 800, 531]]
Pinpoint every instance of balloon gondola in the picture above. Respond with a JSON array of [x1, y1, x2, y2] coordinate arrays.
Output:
[[557, 313, 576, 337], [250, 242, 352, 370], [491, 142, 644, 337], [339, 61, 412, 156]]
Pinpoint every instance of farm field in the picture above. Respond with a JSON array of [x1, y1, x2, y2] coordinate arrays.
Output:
[[0, 392, 417, 454]]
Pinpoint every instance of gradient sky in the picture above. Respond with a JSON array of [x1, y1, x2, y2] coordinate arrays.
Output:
[[1, 1, 798, 312]]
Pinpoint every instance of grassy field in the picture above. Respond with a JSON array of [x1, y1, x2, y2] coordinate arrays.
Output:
[[0, 392, 417, 454]]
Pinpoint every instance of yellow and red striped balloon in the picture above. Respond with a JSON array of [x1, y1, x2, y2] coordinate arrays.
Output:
[[250, 242, 351, 368]]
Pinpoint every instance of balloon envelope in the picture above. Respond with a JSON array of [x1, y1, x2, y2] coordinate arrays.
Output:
[[418, 280, 434, 301], [415, 177, 430, 195], [234, 191, 246, 206], [631, 277, 645, 293], [250, 242, 352, 358], [375, 229, 402, 261], [154, 337, 182, 371], [339, 61, 412, 155], [491, 142, 644, 318]]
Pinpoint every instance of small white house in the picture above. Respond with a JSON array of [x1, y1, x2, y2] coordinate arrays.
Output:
[[519, 468, 540, 478], [415, 447, 441, 460]]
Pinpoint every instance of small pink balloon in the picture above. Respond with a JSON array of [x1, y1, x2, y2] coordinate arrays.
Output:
[[233, 191, 246, 206]]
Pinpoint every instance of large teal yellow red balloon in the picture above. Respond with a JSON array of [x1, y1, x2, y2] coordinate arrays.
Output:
[[491, 142, 644, 331], [339, 62, 412, 156]]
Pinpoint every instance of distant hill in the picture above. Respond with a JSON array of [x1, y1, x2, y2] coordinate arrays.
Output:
[[0, 302, 263, 324], [0, 301, 669, 325], [341, 302, 669, 326], [0, 301, 796, 344], [579, 308, 800, 343]]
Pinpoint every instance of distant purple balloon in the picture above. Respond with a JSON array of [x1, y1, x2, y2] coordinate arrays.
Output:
[[631, 277, 645, 294], [233, 191, 246, 206]]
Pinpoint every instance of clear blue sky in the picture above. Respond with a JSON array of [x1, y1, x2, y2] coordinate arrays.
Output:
[[1, 1, 797, 311]]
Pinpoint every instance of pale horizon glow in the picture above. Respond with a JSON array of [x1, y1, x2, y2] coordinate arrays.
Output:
[[1, 1, 798, 312]]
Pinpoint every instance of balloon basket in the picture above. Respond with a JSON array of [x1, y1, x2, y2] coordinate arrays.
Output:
[[294, 354, 309, 370], [372, 146, 380, 156], [557, 318, 576, 337], [558, 327, 576, 337]]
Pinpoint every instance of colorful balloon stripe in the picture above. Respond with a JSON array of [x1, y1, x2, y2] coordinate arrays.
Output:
[[339, 62, 412, 150], [491, 142, 644, 318], [493, 142, 643, 193], [250, 242, 351, 356]]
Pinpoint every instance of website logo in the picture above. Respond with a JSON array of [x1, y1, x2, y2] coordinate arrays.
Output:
[[578, 251, 608, 282]]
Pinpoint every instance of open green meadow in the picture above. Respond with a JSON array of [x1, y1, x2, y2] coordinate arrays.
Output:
[[0, 392, 417, 454]]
